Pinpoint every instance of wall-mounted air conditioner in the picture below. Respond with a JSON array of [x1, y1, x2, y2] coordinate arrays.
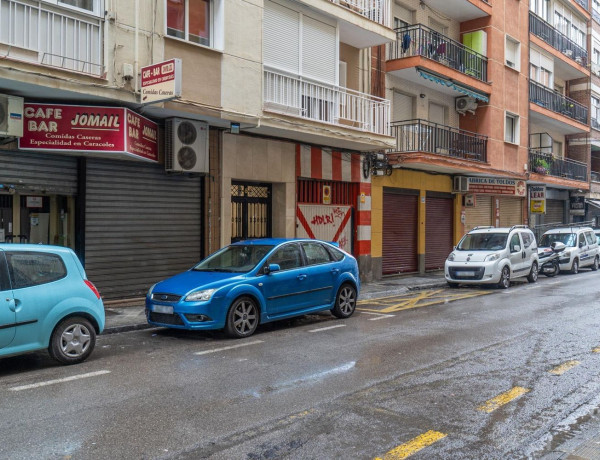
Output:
[[453, 176, 469, 193], [165, 118, 209, 174], [0, 94, 24, 138], [456, 96, 478, 115]]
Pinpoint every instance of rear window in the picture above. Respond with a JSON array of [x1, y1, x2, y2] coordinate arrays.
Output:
[[326, 245, 346, 262], [301, 242, 332, 265], [5, 251, 67, 289]]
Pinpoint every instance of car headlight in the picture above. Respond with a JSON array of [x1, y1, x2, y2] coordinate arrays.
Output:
[[185, 289, 216, 302], [147, 283, 157, 297], [485, 253, 500, 262], [447, 252, 455, 261]]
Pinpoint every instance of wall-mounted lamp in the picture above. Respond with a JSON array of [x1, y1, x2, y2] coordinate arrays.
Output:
[[230, 122, 240, 134], [419, 93, 426, 99]]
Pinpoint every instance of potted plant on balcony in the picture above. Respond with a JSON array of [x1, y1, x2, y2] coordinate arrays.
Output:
[[532, 158, 550, 175]]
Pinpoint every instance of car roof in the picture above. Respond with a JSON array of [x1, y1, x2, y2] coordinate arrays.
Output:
[[468, 226, 530, 234], [0, 243, 75, 254], [230, 238, 332, 246], [544, 226, 593, 234]]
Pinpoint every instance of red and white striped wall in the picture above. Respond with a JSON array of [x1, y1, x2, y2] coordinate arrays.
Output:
[[296, 145, 372, 257]]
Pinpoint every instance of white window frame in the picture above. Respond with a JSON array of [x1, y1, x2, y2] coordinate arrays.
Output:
[[505, 112, 520, 145], [164, 0, 224, 51], [42, 0, 103, 17], [505, 35, 521, 71]]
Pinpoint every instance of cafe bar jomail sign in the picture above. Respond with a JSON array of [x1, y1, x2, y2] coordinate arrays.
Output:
[[18, 103, 158, 162]]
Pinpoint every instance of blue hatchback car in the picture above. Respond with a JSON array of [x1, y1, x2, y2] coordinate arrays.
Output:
[[0, 244, 105, 364], [146, 238, 360, 338]]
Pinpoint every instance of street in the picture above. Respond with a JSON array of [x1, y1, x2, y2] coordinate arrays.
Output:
[[2, 271, 600, 459]]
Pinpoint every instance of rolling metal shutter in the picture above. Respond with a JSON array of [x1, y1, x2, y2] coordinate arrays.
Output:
[[464, 195, 492, 231], [545, 199, 565, 224], [499, 197, 523, 227], [383, 190, 418, 274], [425, 195, 453, 270], [0, 151, 77, 195], [84, 159, 202, 300]]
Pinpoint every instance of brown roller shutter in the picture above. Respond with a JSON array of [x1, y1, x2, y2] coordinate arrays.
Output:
[[464, 195, 492, 231], [425, 196, 453, 270], [383, 191, 418, 274], [499, 197, 523, 227], [545, 199, 565, 224]]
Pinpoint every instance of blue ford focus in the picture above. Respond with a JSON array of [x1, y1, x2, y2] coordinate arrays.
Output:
[[146, 238, 360, 338]]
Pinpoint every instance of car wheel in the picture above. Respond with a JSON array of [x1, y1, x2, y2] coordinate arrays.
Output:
[[447, 282, 459, 288], [498, 266, 510, 289], [570, 258, 579, 275], [225, 296, 259, 338], [526, 262, 538, 283], [592, 256, 599, 271], [331, 284, 357, 319], [49, 317, 96, 365]]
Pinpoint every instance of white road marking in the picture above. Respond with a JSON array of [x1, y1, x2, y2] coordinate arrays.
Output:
[[195, 340, 264, 355], [309, 324, 346, 333], [9, 370, 111, 392], [360, 311, 396, 321]]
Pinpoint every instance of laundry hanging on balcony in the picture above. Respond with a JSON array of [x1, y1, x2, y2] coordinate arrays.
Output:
[[416, 69, 489, 103]]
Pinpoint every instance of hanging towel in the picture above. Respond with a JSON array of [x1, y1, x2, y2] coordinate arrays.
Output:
[[402, 33, 411, 52]]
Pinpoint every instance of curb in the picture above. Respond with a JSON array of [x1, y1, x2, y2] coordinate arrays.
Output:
[[102, 323, 155, 335]]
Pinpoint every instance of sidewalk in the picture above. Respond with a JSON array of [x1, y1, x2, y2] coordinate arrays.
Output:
[[102, 272, 447, 334]]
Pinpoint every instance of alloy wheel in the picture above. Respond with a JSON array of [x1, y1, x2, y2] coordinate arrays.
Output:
[[232, 300, 258, 336]]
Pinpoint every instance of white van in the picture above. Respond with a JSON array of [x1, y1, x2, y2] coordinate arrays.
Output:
[[538, 226, 599, 274]]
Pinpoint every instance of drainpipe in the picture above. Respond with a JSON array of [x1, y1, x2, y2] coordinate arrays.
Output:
[[134, 0, 139, 94]]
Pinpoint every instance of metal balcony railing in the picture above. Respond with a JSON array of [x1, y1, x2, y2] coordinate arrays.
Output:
[[328, 0, 389, 27], [574, 0, 588, 10], [388, 24, 488, 83], [390, 119, 487, 162], [529, 12, 588, 65], [530, 80, 588, 124], [592, 171, 600, 182], [263, 68, 390, 136], [529, 149, 588, 181]]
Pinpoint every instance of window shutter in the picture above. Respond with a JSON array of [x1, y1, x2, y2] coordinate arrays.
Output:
[[301, 15, 336, 84], [264, 0, 299, 74]]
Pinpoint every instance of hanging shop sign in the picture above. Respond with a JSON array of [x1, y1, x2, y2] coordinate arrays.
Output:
[[529, 185, 546, 214], [466, 177, 527, 197], [141, 58, 182, 104], [570, 195, 585, 215], [18, 104, 158, 162]]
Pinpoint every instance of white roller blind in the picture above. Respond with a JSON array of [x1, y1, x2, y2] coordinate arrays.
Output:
[[264, 0, 300, 73], [302, 15, 337, 84]]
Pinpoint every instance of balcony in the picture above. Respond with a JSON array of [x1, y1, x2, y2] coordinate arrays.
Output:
[[263, 68, 390, 136], [592, 171, 600, 182], [574, 0, 588, 10], [328, 0, 389, 27], [390, 119, 487, 162], [0, 0, 103, 76], [529, 149, 588, 181], [530, 80, 588, 125], [388, 25, 488, 83], [529, 12, 587, 66]]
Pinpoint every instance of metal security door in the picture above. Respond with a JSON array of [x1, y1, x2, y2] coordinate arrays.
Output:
[[425, 195, 454, 270], [383, 190, 418, 274], [231, 182, 272, 242]]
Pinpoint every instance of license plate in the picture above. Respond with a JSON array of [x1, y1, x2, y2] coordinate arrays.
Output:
[[153, 305, 174, 314], [457, 271, 475, 277]]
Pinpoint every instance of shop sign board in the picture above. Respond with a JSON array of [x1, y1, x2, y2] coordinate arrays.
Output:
[[466, 177, 527, 197], [18, 104, 158, 162], [570, 195, 585, 211], [529, 185, 546, 214], [141, 59, 182, 104]]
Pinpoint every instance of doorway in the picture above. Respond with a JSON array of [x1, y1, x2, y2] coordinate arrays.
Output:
[[231, 182, 272, 242]]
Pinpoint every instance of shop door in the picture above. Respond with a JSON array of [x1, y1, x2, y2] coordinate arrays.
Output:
[[545, 199, 565, 225], [464, 195, 492, 231], [231, 182, 272, 243], [425, 195, 453, 270], [499, 196, 523, 227], [383, 190, 418, 274]]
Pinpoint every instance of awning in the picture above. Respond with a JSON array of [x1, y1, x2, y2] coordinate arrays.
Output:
[[586, 199, 600, 209], [417, 69, 490, 103]]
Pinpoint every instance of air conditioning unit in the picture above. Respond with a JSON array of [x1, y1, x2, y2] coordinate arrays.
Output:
[[0, 94, 24, 138], [453, 176, 469, 193], [456, 96, 478, 115], [165, 118, 209, 174]]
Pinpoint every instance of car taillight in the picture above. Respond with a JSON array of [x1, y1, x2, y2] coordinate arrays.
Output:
[[85, 280, 101, 299]]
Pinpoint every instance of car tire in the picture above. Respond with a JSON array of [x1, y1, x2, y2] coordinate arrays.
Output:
[[225, 296, 259, 338], [526, 262, 538, 283], [570, 258, 579, 275], [331, 284, 357, 319], [447, 282, 459, 288], [592, 256, 599, 271], [498, 266, 510, 289], [48, 316, 96, 365]]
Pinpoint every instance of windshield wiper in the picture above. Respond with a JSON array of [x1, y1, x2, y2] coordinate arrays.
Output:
[[193, 268, 233, 272]]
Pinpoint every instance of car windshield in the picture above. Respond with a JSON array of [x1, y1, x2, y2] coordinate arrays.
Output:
[[539, 233, 576, 247], [456, 233, 508, 251], [193, 244, 274, 273]]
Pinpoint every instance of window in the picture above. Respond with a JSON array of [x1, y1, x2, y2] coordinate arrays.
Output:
[[529, 63, 539, 81], [302, 243, 332, 265], [0, 255, 9, 292], [6, 252, 67, 289], [509, 233, 521, 252], [592, 96, 600, 127], [579, 233, 586, 247], [585, 231, 596, 245], [505, 113, 519, 144], [167, 0, 219, 48], [540, 68, 551, 87], [268, 244, 303, 271], [593, 47, 600, 66], [327, 246, 345, 262], [505, 36, 520, 70], [553, 140, 563, 158], [521, 232, 534, 249], [43, 0, 102, 16]]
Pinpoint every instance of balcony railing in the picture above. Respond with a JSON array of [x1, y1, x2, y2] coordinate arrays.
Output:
[[388, 24, 488, 83], [574, 0, 588, 10], [328, 0, 389, 27], [529, 12, 588, 65], [263, 68, 390, 136], [530, 80, 588, 124], [529, 149, 588, 181], [389, 119, 487, 162], [592, 171, 600, 182], [0, 0, 103, 76]]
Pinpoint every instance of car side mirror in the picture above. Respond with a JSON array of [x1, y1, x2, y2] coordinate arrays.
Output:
[[511, 244, 521, 253], [579, 241, 585, 248], [264, 263, 281, 274]]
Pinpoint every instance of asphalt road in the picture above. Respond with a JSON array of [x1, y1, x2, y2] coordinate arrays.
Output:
[[2, 270, 600, 459]]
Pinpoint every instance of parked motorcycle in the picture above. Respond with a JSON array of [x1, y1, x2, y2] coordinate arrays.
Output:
[[537, 241, 566, 277]]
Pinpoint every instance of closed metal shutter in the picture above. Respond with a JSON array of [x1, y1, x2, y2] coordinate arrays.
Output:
[[425, 195, 453, 270], [383, 190, 418, 274], [464, 195, 492, 231], [0, 151, 77, 195], [545, 199, 565, 224], [499, 197, 523, 227], [84, 159, 202, 300]]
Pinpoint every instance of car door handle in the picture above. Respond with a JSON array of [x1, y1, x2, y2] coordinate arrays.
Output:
[[331, 268, 340, 274], [297, 274, 307, 281], [7, 299, 16, 312]]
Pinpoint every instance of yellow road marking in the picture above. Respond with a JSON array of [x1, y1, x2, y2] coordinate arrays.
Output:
[[374, 430, 447, 460], [549, 360, 580, 375], [477, 387, 530, 413], [593, 347, 600, 353]]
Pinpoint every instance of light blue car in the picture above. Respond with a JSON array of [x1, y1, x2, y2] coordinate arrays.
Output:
[[146, 238, 360, 338], [0, 244, 105, 364]]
